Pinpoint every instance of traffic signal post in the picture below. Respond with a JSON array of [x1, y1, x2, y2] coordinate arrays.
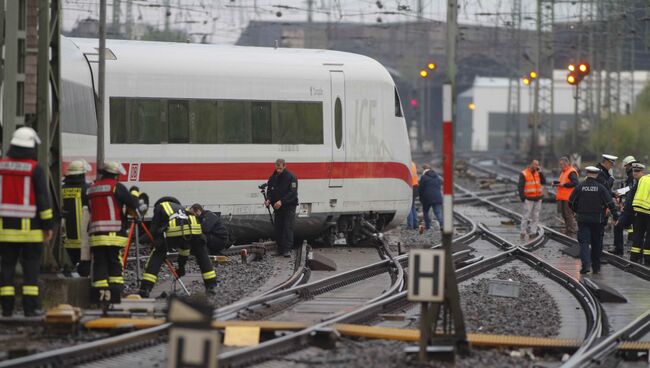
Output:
[[566, 63, 590, 147]]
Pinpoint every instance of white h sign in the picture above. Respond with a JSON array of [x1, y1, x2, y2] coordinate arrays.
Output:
[[407, 249, 446, 302]]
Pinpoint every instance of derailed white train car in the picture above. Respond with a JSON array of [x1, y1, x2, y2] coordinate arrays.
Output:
[[60, 36, 412, 245]]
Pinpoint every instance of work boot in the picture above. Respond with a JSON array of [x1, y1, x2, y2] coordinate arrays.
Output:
[[23, 297, 42, 317], [109, 284, 122, 304], [630, 252, 642, 263], [1, 297, 14, 317], [644, 256, 650, 266], [281, 250, 291, 258]]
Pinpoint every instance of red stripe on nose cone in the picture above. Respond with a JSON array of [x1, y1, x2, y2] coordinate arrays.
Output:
[[120, 161, 412, 186]]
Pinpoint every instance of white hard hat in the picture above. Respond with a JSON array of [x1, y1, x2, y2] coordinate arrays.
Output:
[[66, 160, 91, 175], [632, 163, 646, 170], [585, 166, 601, 173], [602, 154, 618, 163], [102, 161, 126, 175], [622, 156, 637, 166], [10, 127, 41, 148]]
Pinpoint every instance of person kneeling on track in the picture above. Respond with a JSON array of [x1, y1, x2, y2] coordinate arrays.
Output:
[[0, 127, 54, 317], [62, 159, 91, 275], [87, 161, 140, 305], [189, 204, 231, 255], [569, 166, 619, 274], [139, 197, 217, 297]]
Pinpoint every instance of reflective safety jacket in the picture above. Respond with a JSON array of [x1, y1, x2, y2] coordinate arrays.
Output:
[[88, 178, 122, 233], [556, 166, 578, 201], [0, 150, 53, 243], [632, 175, 650, 214], [410, 162, 419, 187], [151, 201, 202, 239], [62, 174, 89, 249], [0, 159, 37, 218], [519, 168, 543, 200]]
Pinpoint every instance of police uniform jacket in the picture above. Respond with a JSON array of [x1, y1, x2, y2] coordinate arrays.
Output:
[[0, 146, 53, 243], [568, 177, 619, 223], [596, 163, 615, 191], [267, 170, 299, 209], [623, 182, 638, 216]]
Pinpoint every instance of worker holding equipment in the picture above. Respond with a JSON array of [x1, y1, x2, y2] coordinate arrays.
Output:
[[630, 168, 650, 264], [139, 197, 217, 297], [87, 161, 139, 305], [0, 127, 54, 317], [569, 166, 619, 274], [265, 159, 299, 257], [553, 157, 578, 237], [617, 163, 644, 258], [518, 159, 546, 240], [189, 203, 231, 255], [62, 160, 91, 275]]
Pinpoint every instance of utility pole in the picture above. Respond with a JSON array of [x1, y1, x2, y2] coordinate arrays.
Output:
[[112, 0, 121, 36], [307, 0, 314, 22], [125, 0, 133, 39], [506, 0, 522, 152], [97, 0, 107, 176], [2, 1, 25, 155], [531, 0, 542, 159], [163, 0, 171, 33]]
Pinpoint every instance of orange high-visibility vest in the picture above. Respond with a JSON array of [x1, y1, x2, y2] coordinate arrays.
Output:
[[522, 168, 542, 198], [555, 166, 577, 201], [411, 162, 418, 186]]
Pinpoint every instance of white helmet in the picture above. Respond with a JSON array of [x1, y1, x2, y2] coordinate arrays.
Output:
[[102, 160, 126, 175], [622, 156, 637, 166], [10, 127, 41, 148], [66, 160, 91, 176]]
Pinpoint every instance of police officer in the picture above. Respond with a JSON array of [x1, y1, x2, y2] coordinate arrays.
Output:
[[618, 163, 644, 258], [62, 160, 91, 275], [189, 204, 231, 255], [139, 197, 217, 297], [265, 159, 298, 257], [87, 161, 139, 305], [596, 154, 617, 191], [630, 168, 650, 264], [0, 127, 54, 316], [569, 166, 619, 274]]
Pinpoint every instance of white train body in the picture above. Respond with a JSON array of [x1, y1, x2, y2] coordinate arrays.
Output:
[[60, 37, 412, 243]]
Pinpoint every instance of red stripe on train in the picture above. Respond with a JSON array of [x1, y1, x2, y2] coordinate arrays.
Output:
[[126, 161, 412, 186]]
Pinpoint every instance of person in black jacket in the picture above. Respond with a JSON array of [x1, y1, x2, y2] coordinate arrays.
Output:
[[189, 204, 231, 255], [418, 164, 443, 230], [569, 166, 619, 274], [265, 159, 298, 257]]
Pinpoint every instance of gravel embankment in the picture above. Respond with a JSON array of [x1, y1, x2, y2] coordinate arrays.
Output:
[[460, 267, 561, 337], [385, 224, 443, 253]]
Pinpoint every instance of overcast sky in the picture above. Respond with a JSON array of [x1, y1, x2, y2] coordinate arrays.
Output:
[[62, 0, 590, 44]]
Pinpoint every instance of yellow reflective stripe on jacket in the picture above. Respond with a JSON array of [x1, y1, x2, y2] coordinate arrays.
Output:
[[202, 270, 216, 280], [108, 276, 124, 284], [142, 273, 157, 283], [93, 280, 109, 288], [0, 229, 44, 242], [89, 233, 128, 247], [167, 216, 202, 237], [178, 248, 190, 257], [633, 175, 650, 213], [63, 238, 81, 249], [22, 285, 38, 296], [161, 202, 174, 216], [39, 209, 53, 220], [0, 286, 15, 296]]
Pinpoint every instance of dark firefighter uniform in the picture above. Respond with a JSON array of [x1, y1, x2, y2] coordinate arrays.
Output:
[[267, 168, 299, 256], [62, 161, 90, 271], [0, 127, 53, 317], [569, 166, 619, 274], [87, 161, 139, 304], [631, 173, 650, 264], [139, 198, 217, 297]]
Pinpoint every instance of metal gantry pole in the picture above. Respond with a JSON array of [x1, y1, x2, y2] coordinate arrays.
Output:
[[531, 0, 542, 160], [97, 0, 107, 177]]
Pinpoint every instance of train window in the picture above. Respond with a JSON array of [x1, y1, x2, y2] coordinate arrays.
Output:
[[251, 102, 272, 144], [110, 98, 127, 143], [218, 100, 252, 143], [189, 100, 219, 143], [272, 102, 323, 144], [128, 99, 161, 144], [300, 102, 324, 144], [394, 88, 403, 117], [334, 97, 342, 148], [168, 100, 190, 143]]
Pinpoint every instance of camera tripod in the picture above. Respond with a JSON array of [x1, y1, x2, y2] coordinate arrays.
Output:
[[121, 217, 190, 296]]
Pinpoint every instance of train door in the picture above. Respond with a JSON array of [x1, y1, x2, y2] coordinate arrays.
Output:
[[329, 71, 346, 188]]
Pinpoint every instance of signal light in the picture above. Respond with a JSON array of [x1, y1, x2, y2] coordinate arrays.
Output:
[[468, 102, 476, 110], [578, 63, 590, 74], [427, 62, 436, 70], [522, 77, 531, 86], [566, 62, 590, 85], [419, 69, 428, 78], [529, 71, 538, 79], [410, 98, 418, 107], [568, 64, 576, 72], [567, 73, 577, 85]]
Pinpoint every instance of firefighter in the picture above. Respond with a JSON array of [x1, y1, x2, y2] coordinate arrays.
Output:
[[62, 160, 91, 275], [265, 159, 299, 257], [139, 197, 217, 297], [87, 161, 139, 305], [0, 127, 54, 317], [188, 203, 231, 255]]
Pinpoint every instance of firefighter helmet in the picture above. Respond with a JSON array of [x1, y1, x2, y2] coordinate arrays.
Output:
[[102, 161, 126, 175], [66, 160, 90, 175], [10, 127, 41, 148]]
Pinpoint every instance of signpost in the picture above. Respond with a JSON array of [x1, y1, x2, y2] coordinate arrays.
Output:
[[167, 297, 220, 368]]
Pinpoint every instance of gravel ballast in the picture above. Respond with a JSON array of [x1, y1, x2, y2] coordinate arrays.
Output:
[[460, 267, 561, 337]]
